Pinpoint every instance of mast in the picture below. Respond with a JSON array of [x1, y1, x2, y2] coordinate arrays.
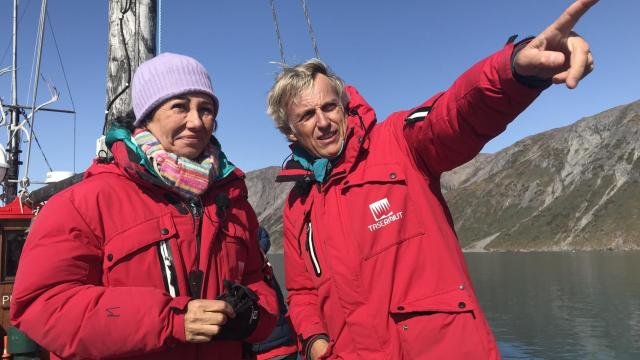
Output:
[[104, 0, 157, 133], [22, 0, 49, 191], [3, 0, 75, 205], [5, 0, 21, 203]]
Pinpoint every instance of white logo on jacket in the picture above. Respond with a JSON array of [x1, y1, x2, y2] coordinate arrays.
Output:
[[369, 198, 393, 221], [368, 198, 403, 231]]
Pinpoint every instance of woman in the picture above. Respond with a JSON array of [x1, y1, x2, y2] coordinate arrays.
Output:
[[10, 53, 277, 359]]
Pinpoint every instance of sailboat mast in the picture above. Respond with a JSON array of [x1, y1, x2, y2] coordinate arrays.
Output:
[[104, 0, 157, 133], [22, 0, 49, 188], [5, 0, 21, 203]]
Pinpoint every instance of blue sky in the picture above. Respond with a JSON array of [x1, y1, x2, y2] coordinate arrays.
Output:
[[0, 0, 638, 186]]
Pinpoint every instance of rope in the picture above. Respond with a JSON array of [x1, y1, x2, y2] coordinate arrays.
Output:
[[300, 0, 320, 59], [103, 0, 133, 134], [23, 0, 49, 187], [29, 127, 53, 172], [22, 87, 54, 172], [269, 0, 286, 65], [46, 13, 77, 172], [0, 0, 33, 66], [158, 0, 162, 53], [26, 9, 40, 111], [135, 0, 140, 63]]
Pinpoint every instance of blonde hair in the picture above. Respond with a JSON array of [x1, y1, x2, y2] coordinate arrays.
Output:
[[267, 59, 349, 138]]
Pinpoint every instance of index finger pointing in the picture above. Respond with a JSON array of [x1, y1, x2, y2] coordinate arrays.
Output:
[[545, 0, 599, 35]]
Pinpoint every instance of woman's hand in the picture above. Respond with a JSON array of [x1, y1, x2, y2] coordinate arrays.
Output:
[[309, 338, 329, 360], [184, 299, 236, 343]]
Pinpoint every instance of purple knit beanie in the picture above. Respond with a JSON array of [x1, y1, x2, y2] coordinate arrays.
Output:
[[132, 52, 218, 127]]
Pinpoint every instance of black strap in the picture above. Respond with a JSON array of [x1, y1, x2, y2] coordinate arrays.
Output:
[[301, 333, 329, 360], [188, 199, 205, 298], [510, 36, 553, 89]]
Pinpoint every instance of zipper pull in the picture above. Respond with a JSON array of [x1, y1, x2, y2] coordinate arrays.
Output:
[[305, 222, 322, 277], [188, 269, 204, 299], [188, 199, 203, 218], [215, 193, 229, 219], [305, 222, 311, 251]]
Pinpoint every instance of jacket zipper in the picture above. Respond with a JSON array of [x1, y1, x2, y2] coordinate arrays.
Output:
[[157, 240, 179, 297], [306, 222, 322, 277], [187, 199, 205, 299]]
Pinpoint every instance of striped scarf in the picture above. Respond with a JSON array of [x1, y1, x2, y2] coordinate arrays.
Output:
[[133, 129, 220, 198]]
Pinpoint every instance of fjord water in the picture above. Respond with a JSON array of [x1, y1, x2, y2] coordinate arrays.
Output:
[[268, 252, 640, 359]]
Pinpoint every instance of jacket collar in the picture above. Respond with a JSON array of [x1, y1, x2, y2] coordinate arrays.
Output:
[[276, 85, 377, 185]]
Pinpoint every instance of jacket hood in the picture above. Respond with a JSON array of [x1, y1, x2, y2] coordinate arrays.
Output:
[[276, 85, 377, 184]]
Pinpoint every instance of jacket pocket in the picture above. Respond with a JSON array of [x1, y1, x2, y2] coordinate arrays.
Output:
[[220, 227, 250, 284], [390, 288, 474, 315], [389, 289, 488, 359], [339, 163, 425, 260], [103, 213, 178, 292]]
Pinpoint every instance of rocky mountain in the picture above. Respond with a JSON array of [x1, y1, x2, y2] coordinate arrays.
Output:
[[443, 99, 640, 251], [247, 100, 640, 252], [245, 166, 293, 253]]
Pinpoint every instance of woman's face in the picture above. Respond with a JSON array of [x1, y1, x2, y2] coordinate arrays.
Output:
[[145, 93, 217, 159]]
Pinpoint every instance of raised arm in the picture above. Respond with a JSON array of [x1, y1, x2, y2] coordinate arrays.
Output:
[[401, 0, 597, 176], [514, 0, 597, 89]]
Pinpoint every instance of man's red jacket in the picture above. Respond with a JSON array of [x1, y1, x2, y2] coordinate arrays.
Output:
[[277, 42, 544, 359]]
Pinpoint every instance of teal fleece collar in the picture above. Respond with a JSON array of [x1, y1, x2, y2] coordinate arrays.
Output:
[[291, 141, 345, 183]]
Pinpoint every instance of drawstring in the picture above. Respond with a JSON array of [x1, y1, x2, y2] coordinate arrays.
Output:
[[347, 106, 366, 131]]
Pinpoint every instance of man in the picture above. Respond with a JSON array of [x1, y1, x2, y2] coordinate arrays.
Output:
[[267, 1, 596, 359]]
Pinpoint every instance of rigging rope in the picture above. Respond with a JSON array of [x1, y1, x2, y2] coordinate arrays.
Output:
[[135, 0, 140, 63], [300, 0, 320, 59], [28, 127, 53, 172], [26, 11, 40, 111], [46, 12, 77, 172], [21, 84, 54, 173], [269, 0, 286, 65], [23, 0, 49, 188], [103, 0, 133, 134], [158, 0, 162, 53], [0, 0, 33, 66]]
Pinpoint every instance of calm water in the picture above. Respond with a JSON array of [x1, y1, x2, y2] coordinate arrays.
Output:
[[267, 251, 640, 359]]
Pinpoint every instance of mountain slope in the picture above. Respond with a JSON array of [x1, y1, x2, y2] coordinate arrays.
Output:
[[245, 166, 292, 252], [443, 100, 640, 250]]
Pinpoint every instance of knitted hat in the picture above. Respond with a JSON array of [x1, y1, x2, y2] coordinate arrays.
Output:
[[132, 53, 218, 127]]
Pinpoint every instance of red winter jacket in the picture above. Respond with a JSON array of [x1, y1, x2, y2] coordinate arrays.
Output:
[[277, 42, 544, 359], [10, 139, 277, 359]]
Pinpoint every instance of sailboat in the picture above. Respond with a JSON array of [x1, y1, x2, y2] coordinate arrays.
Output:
[[0, 0, 157, 357], [0, 0, 311, 356], [0, 0, 80, 357]]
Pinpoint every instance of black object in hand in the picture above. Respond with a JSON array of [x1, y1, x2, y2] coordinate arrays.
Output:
[[215, 279, 260, 340]]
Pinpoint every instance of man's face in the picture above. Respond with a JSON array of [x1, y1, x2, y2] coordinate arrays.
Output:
[[286, 74, 347, 159]]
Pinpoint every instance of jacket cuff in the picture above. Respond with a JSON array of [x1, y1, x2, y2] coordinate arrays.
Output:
[[494, 38, 548, 105], [510, 37, 553, 89], [168, 296, 191, 343], [302, 333, 329, 360]]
